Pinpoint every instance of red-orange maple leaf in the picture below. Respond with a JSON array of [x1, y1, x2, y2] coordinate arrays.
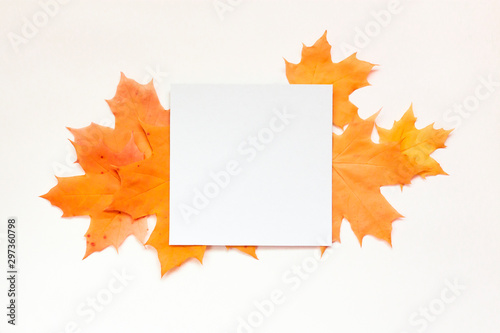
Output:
[[41, 73, 172, 258], [70, 135, 144, 179], [106, 73, 170, 157]]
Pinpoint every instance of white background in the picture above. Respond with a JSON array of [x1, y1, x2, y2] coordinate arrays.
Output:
[[0, 0, 499, 332]]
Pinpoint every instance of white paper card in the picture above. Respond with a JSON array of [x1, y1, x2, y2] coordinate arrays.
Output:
[[169, 84, 332, 246]]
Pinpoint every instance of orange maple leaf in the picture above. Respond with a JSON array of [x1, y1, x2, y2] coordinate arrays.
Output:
[[40, 172, 148, 259], [108, 123, 170, 218], [226, 246, 258, 259], [41, 173, 119, 217], [332, 115, 417, 245], [147, 216, 205, 276], [376, 105, 452, 178], [285, 31, 375, 128]]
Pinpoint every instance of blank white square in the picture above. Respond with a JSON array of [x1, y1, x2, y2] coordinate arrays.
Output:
[[169, 84, 332, 246]]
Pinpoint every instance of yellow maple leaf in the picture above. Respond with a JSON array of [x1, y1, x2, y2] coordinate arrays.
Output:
[[376, 105, 452, 178]]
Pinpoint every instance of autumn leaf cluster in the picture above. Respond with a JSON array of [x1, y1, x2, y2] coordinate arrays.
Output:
[[42, 31, 451, 276]]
